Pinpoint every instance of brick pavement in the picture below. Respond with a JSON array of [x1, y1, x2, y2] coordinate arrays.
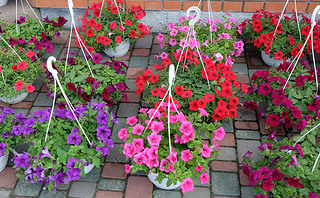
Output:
[[0, 33, 285, 198]]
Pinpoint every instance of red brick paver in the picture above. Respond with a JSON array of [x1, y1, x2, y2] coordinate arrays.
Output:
[[126, 68, 146, 78], [119, 51, 131, 61], [0, 167, 18, 188], [0, 101, 10, 108], [211, 161, 237, 172], [121, 92, 141, 103], [234, 121, 259, 130], [101, 163, 126, 179], [96, 190, 123, 198], [237, 75, 250, 84], [125, 176, 153, 198], [11, 102, 33, 109], [212, 133, 235, 146], [132, 49, 151, 57], [239, 170, 249, 186]]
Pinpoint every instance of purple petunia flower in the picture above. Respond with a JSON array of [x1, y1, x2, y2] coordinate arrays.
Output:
[[39, 146, 53, 159], [15, 113, 26, 125], [66, 158, 76, 168], [2, 132, 8, 139], [67, 132, 81, 146], [0, 114, 6, 124], [14, 152, 30, 168], [0, 143, 6, 156], [96, 146, 109, 156], [24, 165, 46, 183], [8, 37, 17, 46], [11, 125, 22, 137], [97, 113, 109, 125], [24, 117, 35, 128], [92, 53, 103, 64], [54, 109, 67, 119], [110, 112, 118, 125], [49, 170, 68, 187], [4, 108, 15, 114], [66, 168, 81, 181], [96, 125, 111, 139], [21, 127, 34, 135], [34, 109, 50, 123]]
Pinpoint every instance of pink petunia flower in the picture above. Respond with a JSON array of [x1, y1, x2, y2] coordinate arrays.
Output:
[[179, 121, 195, 135], [126, 116, 138, 126], [200, 144, 213, 158], [199, 108, 208, 118], [181, 177, 194, 194], [123, 143, 134, 158], [167, 150, 177, 164], [132, 124, 144, 135], [147, 132, 162, 147], [125, 164, 131, 174], [214, 127, 225, 141], [133, 152, 147, 165], [195, 165, 203, 172], [199, 172, 209, 185], [118, 128, 127, 141], [132, 139, 144, 153], [180, 149, 193, 162]]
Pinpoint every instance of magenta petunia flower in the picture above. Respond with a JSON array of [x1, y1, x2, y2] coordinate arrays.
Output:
[[181, 177, 194, 194]]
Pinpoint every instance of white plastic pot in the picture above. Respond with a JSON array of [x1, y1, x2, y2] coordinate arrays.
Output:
[[0, 0, 8, 7], [0, 154, 8, 173], [104, 40, 130, 58], [147, 172, 181, 190], [84, 163, 94, 174], [0, 92, 28, 104], [261, 50, 284, 67]]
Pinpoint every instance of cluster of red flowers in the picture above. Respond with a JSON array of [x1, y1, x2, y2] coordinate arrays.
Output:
[[77, 2, 150, 52], [135, 69, 159, 95]]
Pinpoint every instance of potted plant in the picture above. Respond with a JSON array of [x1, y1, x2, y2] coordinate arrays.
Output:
[[0, 15, 66, 53], [157, 13, 244, 65], [0, 106, 30, 172], [241, 121, 320, 197], [78, 1, 151, 57], [241, 9, 320, 67], [13, 103, 116, 192], [44, 54, 128, 106], [245, 60, 319, 132], [0, 48, 41, 104], [0, 0, 8, 7], [120, 104, 225, 193], [136, 55, 247, 121]]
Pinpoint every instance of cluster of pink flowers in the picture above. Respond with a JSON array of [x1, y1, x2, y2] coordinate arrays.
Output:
[[120, 105, 225, 193]]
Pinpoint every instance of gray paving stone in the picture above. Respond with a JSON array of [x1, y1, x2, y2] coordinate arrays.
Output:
[[184, 187, 210, 198], [222, 119, 234, 133], [111, 118, 126, 144], [131, 170, 147, 176], [217, 147, 236, 161], [40, 190, 66, 198], [42, 45, 65, 61], [12, 109, 29, 116], [78, 167, 101, 182], [13, 179, 42, 197], [58, 48, 80, 59], [117, 103, 139, 117], [126, 79, 137, 92], [0, 189, 11, 198], [68, 182, 96, 198], [237, 140, 262, 163], [106, 143, 128, 163], [34, 93, 54, 106], [232, 63, 248, 75], [149, 55, 162, 66], [249, 69, 260, 78], [134, 35, 153, 49], [100, 51, 111, 62], [98, 179, 126, 191], [109, 105, 118, 115], [154, 190, 182, 198], [56, 183, 70, 190], [235, 130, 260, 140], [129, 56, 149, 68], [235, 108, 257, 121], [241, 187, 256, 198], [151, 44, 168, 54], [34, 76, 45, 92], [212, 172, 240, 196], [261, 135, 285, 142], [24, 92, 38, 102]]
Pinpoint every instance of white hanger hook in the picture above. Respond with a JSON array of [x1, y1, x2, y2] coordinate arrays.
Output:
[[169, 64, 175, 86], [311, 5, 320, 26], [186, 6, 201, 26], [47, 56, 58, 79], [68, 0, 74, 17]]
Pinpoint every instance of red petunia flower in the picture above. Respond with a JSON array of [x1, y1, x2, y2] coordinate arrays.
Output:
[[130, 30, 137, 38], [101, 37, 111, 45], [228, 108, 237, 118], [158, 88, 167, 98], [17, 61, 27, 70], [125, 19, 132, 26], [95, 23, 102, 31], [88, 18, 96, 27], [14, 80, 24, 91], [189, 100, 199, 111], [110, 6, 118, 14], [149, 74, 159, 83], [25, 50, 35, 58], [151, 88, 158, 97], [67, 82, 77, 92], [137, 23, 145, 32], [221, 87, 233, 98], [86, 28, 94, 37], [25, 84, 35, 93], [93, 10, 100, 17], [198, 98, 207, 109], [203, 92, 215, 102], [85, 77, 95, 83], [115, 36, 122, 44], [83, 93, 92, 102], [175, 85, 184, 96], [229, 97, 239, 106], [261, 178, 274, 191], [109, 21, 117, 30], [273, 50, 284, 60], [285, 177, 304, 188], [266, 114, 280, 127]]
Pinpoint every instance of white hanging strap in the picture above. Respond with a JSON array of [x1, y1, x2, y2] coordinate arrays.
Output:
[[23, 0, 45, 30], [15, 0, 18, 34], [113, 0, 125, 38], [46, 56, 92, 144], [207, 0, 213, 43], [0, 35, 23, 62], [20, 0, 26, 17], [68, 0, 94, 78], [98, 0, 105, 20], [312, 152, 320, 173], [294, 0, 301, 41], [1, 73, 6, 85], [311, 6, 320, 91]]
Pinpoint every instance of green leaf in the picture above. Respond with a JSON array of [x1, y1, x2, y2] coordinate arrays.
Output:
[[73, 73, 89, 83], [57, 147, 67, 163], [307, 134, 316, 145], [93, 157, 101, 168], [69, 69, 76, 80]]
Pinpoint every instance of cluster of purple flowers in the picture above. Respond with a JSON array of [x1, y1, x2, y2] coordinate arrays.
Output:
[[9, 103, 116, 190]]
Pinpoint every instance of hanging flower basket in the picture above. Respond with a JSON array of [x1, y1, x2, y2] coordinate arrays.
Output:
[[261, 50, 284, 67], [0, 91, 28, 104], [148, 172, 181, 190], [104, 39, 130, 58], [0, 0, 8, 7], [0, 154, 8, 172]]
